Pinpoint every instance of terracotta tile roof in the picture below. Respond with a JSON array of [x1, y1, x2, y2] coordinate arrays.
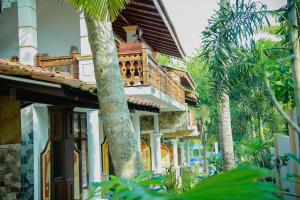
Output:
[[185, 91, 198, 101], [0, 58, 163, 110]]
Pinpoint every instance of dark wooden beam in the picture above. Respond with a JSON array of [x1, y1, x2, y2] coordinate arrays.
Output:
[[125, 7, 160, 17], [129, 1, 157, 10], [125, 17, 168, 30], [113, 27, 173, 42], [114, 21, 170, 35], [120, 11, 164, 24]]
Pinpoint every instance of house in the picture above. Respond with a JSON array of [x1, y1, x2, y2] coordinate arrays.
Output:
[[0, 0, 199, 199]]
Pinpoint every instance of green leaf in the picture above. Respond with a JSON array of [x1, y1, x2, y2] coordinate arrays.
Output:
[[179, 167, 279, 200], [286, 153, 300, 167], [68, 0, 130, 21]]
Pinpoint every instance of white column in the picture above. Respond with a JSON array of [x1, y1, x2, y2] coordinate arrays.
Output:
[[18, 0, 37, 65], [180, 142, 185, 166], [153, 114, 162, 173], [79, 13, 92, 55], [171, 139, 179, 168], [87, 110, 101, 185], [150, 132, 156, 171], [186, 140, 190, 166], [78, 13, 95, 83], [33, 105, 49, 200], [131, 112, 141, 154], [214, 142, 219, 155]]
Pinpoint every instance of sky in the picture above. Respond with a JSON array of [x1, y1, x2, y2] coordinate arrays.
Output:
[[163, 0, 286, 56]]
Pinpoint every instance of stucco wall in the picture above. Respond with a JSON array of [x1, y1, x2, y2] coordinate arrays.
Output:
[[37, 0, 80, 56], [0, 3, 19, 59], [0, 144, 21, 199], [140, 111, 189, 134]]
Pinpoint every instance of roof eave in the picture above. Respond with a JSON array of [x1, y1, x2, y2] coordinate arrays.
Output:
[[153, 0, 186, 58]]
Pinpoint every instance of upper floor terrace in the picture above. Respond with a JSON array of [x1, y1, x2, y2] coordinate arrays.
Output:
[[0, 0, 197, 112]]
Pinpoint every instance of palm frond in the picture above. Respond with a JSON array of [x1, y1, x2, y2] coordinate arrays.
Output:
[[200, 0, 269, 100], [179, 167, 279, 200], [68, 0, 130, 21], [89, 167, 278, 200]]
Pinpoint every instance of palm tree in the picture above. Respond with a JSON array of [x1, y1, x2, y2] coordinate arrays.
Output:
[[69, 0, 143, 178], [201, 0, 268, 170], [287, 0, 300, 140]]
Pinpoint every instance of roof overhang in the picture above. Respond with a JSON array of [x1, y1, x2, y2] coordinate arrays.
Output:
[[113, 0, 185, 58], [164, 65, 197, 89]]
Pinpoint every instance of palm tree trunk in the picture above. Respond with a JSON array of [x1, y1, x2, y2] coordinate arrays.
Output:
[[84, 15, 143, 178], [218, 0, 235, 170], [259, 117, 264, 142], [219, 92, 235, 170], [288, 0, 300, 140], [251, 117, 256, 138]]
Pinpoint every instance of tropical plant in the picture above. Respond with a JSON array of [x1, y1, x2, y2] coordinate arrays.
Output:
[[201, 0, 269, 170], [68, 0, 143, 177], [163, 167, 179, 193], [237, 137, 273, 169], [89, 167, 279, 200]]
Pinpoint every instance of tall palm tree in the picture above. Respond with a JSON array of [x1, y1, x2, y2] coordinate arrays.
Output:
[[69, 0, 143, 178], [287, 0, 300, 140], [201, 0, 268, 170]]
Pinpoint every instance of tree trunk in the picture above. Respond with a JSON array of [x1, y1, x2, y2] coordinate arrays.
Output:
[[288, 0, 300, 144], [251, 116, 256, 138], [219, 92, 235, 170], [259, 117, 264, 142], [218, 0, 235, 171], [84, 15, 143, 178]]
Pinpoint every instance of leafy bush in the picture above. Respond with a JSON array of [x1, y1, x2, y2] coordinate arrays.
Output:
[[237, 138, 273, 169], [89, 167, 279, 200], [163, 168, 179, 193]]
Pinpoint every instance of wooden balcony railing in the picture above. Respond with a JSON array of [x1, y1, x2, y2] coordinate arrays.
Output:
[[118, 43, 185, 104], [35, 51, 79, 79], [30, 44, 185, 104]]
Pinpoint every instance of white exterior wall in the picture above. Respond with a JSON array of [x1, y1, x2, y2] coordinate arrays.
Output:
[[0, 3, 19, 59], [37, 0, 80, 56], [33, 105, 49, 200]]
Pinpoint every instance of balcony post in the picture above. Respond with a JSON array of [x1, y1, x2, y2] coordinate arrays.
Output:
[[142, 44, 150, 85], [72, 50, 79, 79]]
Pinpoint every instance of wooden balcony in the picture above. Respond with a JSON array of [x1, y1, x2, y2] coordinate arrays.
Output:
[[35, 51, 79, 79], [118, 43, 185, 104], [27, 43, 185, 105]]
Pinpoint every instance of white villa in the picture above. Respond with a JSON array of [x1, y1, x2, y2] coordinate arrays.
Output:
[[0, 0, 200, 199]]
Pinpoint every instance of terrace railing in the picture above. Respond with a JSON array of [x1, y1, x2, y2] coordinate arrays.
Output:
[[118, 43, 185, 104], [35, 51, 79, 79]]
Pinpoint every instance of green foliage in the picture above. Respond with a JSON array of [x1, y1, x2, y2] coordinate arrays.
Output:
[[286, 153, 300, 167], [68, 0, 130, 21], [163, 168, 179, 194], [89, 167, 279, 200], [208, 155, 223, 175], [157, 54, 173, 66], [180, 167, 199, 192], [201, 0, 269, 99], [237, 137, 273, 169]]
